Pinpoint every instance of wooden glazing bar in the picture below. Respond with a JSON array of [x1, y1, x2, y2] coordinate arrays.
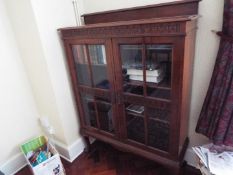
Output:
[[85, 44, 101, 129], [142, 42, 148, 146]]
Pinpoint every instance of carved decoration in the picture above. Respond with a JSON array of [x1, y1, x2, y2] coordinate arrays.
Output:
[[61, 22, 183, 38]]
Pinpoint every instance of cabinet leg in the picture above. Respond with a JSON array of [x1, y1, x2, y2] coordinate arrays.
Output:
[[169, 167, 182, 175], [83, 136, 91, 153], [172, 168, 180, 175], [83, 138, 100, 163]]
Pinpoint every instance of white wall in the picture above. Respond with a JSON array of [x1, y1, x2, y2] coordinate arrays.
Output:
[[82, 0, 181, 13], [81, 0, 224, 147], [188, 0, 224, 146], [5, 0, 82, 146], [0, 0, 84, 171], [29, 0, 81, 146], [0, 0, 41, 167], [5, 0, 68, 144]]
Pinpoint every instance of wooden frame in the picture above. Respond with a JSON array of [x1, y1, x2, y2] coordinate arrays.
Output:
[[59, 1, 200, 174], [82, 0, 201, 24], [111, 36, 186, 160]]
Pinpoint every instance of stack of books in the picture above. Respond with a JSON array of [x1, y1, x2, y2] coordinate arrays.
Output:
[[126, 67, 164, 83], [193, 144, 233, 175], [126, 104, 144, 114]]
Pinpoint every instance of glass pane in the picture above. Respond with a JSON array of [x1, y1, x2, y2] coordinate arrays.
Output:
[[80, 92, 97, 128], [148, 120, 169, 151], [72, 45, 91, 86], [147, 107, 170, 151], [120, 45, 144, 95], [145, 45, 172, 100], [147, 107, 170, 123], [147, 88, 171, 100], [95, 96, 114, 133], [123, 85, 144, 95], [88, 45, 110, 89], [125, 103, 145, 144]]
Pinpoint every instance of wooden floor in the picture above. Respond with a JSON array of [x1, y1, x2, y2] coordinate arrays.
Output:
[[16, 141, 201, 175]]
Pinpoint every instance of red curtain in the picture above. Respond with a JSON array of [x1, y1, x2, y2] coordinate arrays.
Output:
[[196, 0, 233, 146]]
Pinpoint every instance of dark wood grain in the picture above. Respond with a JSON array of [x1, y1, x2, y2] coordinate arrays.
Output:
[[179, 20, 197, 150], [82, 0, 201, 25], [59, 18, 189, 39]]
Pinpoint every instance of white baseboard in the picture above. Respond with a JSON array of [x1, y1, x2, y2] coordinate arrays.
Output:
[[0, 153, 27, 175], [184, 148, 199, 168], [0, 138, 85, 175], [53, 138, 85, 162], [67, 138, 86, 162]]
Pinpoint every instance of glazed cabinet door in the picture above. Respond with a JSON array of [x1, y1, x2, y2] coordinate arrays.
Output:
[[112, 37, 183, 158], [64, 39, 117, 138]]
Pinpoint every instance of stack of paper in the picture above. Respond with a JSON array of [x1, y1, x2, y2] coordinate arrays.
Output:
[[193, 144, 233, 175], [127, 68, 162, 77], [126, 68, 164, 83]]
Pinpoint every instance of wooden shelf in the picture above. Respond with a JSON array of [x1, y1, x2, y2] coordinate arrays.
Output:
[[76, 63, 107, 66], [127, 111, 144, 118], [124, 78, 171, 90], [150, 117, 169, 125], [126, 110, 169, 125], [147, 88, 171, 100]]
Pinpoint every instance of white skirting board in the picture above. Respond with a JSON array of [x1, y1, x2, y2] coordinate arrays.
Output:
[[0, 138, 85, 175], [184, 148, 199, 167], [0, 153, 27, 175], [0, 139, 197, 175], [53, 138, 85, 162]]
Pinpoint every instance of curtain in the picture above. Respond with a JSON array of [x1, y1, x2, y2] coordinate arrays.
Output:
[[196, 0, 233, 146]]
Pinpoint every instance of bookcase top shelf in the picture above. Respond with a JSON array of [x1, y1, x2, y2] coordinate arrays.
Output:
[[59, 15, 199, 30], [81, 0, 201, 25]]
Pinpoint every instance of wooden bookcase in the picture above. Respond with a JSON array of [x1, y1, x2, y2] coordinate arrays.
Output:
[[59, 0, 201, 173]]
